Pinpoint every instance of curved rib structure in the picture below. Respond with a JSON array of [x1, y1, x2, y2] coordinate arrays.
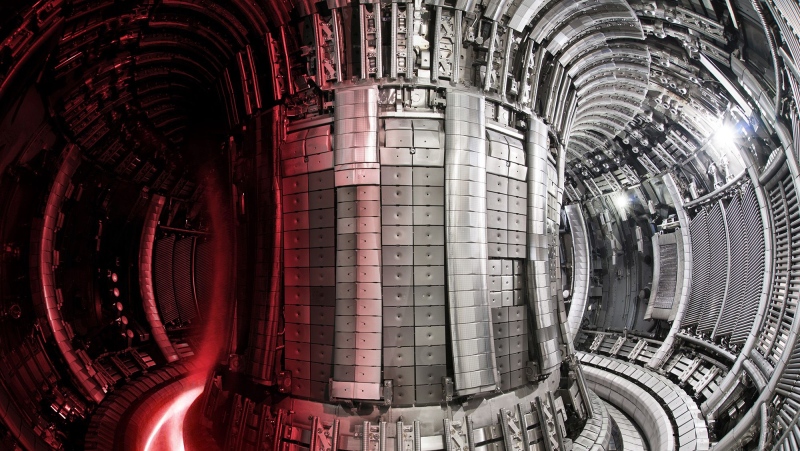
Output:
[[29, 145, 105, 403], [140, 193, 180, 363], [565, 204, 590, 341]]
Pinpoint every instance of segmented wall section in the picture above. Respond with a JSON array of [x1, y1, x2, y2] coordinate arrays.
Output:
[[681, 183, 765, 346]]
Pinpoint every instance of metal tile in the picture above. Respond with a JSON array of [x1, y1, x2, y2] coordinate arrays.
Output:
[[309, 208, 336, 228], [413, 246, 445, 265], [382, 226, 413, 246], [415, 306, 447, 326], [416, 385, 444, 404], [382, 246, 413, 266], [413, 266, 445, 285], [412, 148, 445, 166], [356, 316, 382, 333], [413, 206, 444, 225], [385, 118, 413, 130], [488, 229, 508, 244], [383, 366, 416, 386], [486, 156, 509, 176], [383, 327, 415, 347], [334, 364, 356, 381], [414, 130, 440, 148], [384, 307, 414, 327], [309, 189, 335, 210], [354, 366, 382, 383], [381, 185, 413, 205], [392, 386, 416, 405], [386, 129, 414, 147], [308, 170, 335, 191], [383, 286, 414, 306], [383, 265, 414, 286], [334, 168, 381, 186], [310, 247, 336, 267], [413, 168, 445, 186], [415, 365, 447, 386], [309, 325, 335, 344], [413, 226, 445, 245], [415, 326, 446, 346], [415, 285, 445, 305], [415, 345, 446, 365], [382, 206, 414, 225], [486, 174, 509, 194], [383, 347, 415, 367], [488, 211, 508, 229], [413, 186, 445, 205], [381, 166, 413, 185], [380, 148, 413, 166], [310, 287, 337, 306]]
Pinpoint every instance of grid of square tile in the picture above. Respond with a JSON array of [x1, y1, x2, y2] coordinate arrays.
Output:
[[333, 184, 383, 399], [486, 129, 528, 260], [487, 174, 528, 259], [282, 168, 336, 401], [488, 259, 528, 390], [283, 170, 336, 399], [381, 164, 447, 405]]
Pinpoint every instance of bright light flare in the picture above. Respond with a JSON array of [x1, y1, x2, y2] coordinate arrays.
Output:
[[712, 123, 738, 156], [144, 385, 204, 451], [613, 193, 630, 210]]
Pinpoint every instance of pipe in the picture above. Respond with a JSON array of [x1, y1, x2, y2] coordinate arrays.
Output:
[[140, 194, 181, 363], [742, 358, 768, 391], [249, 108, 284, 383], [751, 0, 781, 112]]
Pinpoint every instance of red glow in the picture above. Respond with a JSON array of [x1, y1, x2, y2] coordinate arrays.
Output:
[[140, 168, 235, 450], [143, 385, 204, 451]]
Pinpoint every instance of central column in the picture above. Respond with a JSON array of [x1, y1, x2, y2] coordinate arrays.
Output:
[[445, 91, 499, 394], [331, 86, 383, 400]]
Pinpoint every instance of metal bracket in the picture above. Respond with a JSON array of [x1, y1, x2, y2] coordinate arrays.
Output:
[[499, 408, 525, 451], [627, 339, 647, 361], [443, 419, 469, 451], [609, 336, 626, 356], [588, 334, 604, 353], [311, 417, 340, 451]]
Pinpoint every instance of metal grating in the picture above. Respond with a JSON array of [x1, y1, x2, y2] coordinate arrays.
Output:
[[731, 184, 766, 345], [715, 195, 746, 338], [698, 202, 727, 334], [173, 237, 197, 323], [684, 209, 709, 327], [653, 239, 679, 310], [154, 235, 179, 324]]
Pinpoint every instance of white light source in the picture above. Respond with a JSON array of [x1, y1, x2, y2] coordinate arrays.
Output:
[[614, 192, 629, 210], [712, 123, 738, 156]]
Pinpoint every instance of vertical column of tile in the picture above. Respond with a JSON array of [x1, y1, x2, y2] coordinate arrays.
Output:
[[526, 116, 562, 377], [332, 86, 382, 400], [381, 166, 415, 405], [412, 167, 447, 404], [282, 173, 313, 398], [489, 259, 511, 390], [487, 174, 510, 259], [307, 170, 336, 399], [445, 91, 498, 394], [507, 178, 528, 260]]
